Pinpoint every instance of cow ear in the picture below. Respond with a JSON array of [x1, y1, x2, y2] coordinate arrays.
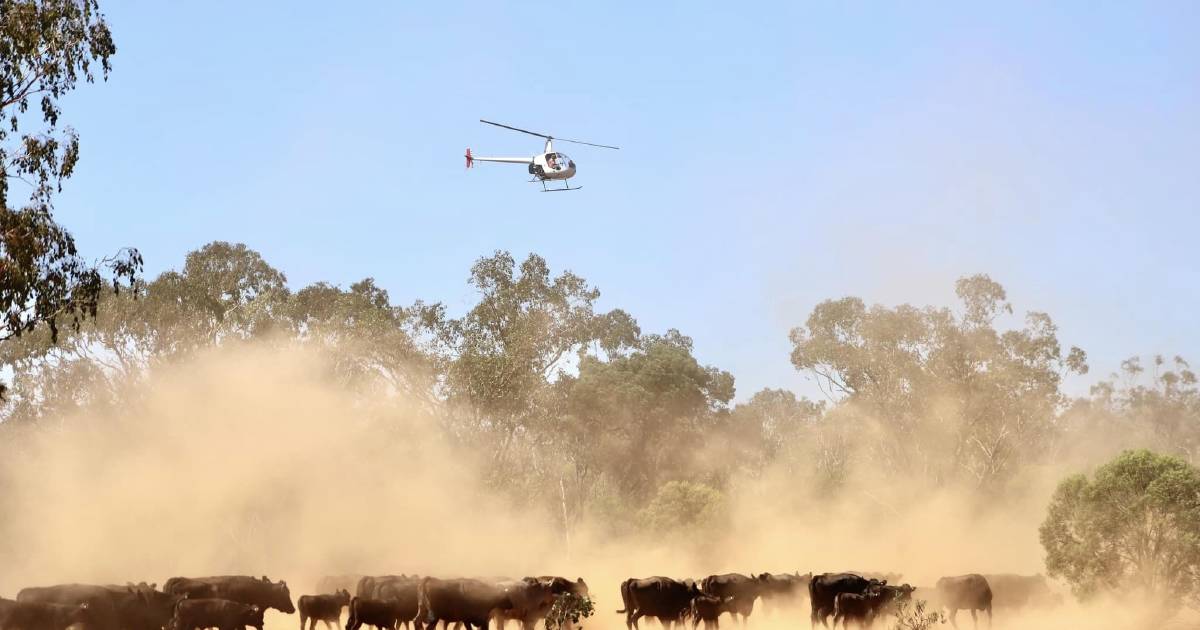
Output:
[[151, 583, 157, 590]]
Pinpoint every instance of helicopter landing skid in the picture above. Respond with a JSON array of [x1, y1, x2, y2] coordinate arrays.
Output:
[[536, 180, 581, 192]]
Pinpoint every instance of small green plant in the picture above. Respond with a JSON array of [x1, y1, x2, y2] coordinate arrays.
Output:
[[891, 599, 944, 630], [545, 593, 595, 630]]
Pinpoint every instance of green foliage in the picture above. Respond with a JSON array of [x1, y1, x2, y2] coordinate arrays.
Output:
[[1, 0, 139, 366], [0, 242, 428, 423], [890, 599, 944, 630], [544, 593, 594, 630], [430, 250, 639, 417], [788, 273, 1088, 491], [14, 239, 1200, 567], [637, 480, 727, 536], [1040, 449, 1200, 610]]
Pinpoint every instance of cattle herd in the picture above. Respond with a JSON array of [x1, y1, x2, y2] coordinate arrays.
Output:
[[0, 570, 1061, 630]]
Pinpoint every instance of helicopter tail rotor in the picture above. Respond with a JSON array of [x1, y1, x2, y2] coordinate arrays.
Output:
[[465, 148, 473, 169]]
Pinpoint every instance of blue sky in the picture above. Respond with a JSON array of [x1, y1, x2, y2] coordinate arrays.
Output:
[[48, 2, 1199, 400]]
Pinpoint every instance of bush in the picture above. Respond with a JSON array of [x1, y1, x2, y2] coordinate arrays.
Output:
[[545, 593, 594, 630], [1040, 449, 1200, 610], [891, 599, 944, 630], [636, 481, 727, 535]]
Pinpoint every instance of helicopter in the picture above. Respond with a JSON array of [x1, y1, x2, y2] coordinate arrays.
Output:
[[465, 119, 619, 192]]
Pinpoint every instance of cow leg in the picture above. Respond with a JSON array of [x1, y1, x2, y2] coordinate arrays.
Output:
[[985, 605, 992, 630], [947, 609, 958, 629], [969, 609, 977, 630], [630, 611, 643, 630], [816, 606, 831, 629]]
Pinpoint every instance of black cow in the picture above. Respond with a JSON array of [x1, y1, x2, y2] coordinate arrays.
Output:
[[872, 585, 915, 621], [300, 591, 351, 630], [164, 577, 295, 615], [171, 599, 263, 630], [350, 578, 418, 630], [832, 583, 914, 629], [106, 583, 184, 630], [698, 574, 768, 625], [355, 579, 411, 602], [345, 598, 409, 630], [935, 575, 991, 629], [415, 578, 512, 630], [831, 591, 886, 629], [808, 574, 884, 629], [17, 583, 180, 630], [534, 578, 588, 598], [687, 595, 733, 630], [491, 579, 557, 630], [616, 577, 701, 630], [756, 573, 811, 614], [0, 598, 93, 630]]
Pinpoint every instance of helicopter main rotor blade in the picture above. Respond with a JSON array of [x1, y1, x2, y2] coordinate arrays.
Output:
[[554, 137, 620, 150], [479, 119, 551, 139]]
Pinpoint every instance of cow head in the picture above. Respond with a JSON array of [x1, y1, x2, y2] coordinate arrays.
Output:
[[65, 602, 93, 626], [336, 590, 351, 606], [243, 605, 264, 630], [272, 581, 296, 614], [573, 578, 589, 596]]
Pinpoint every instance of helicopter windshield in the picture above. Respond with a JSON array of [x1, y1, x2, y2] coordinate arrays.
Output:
[[546, 152, 570, 170]]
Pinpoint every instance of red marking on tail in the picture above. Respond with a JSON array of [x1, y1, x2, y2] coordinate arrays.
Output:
[[465, 148, 473, 169]]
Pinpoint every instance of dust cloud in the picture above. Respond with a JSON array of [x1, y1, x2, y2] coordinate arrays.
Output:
[[0, 345, 1192, 630]]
